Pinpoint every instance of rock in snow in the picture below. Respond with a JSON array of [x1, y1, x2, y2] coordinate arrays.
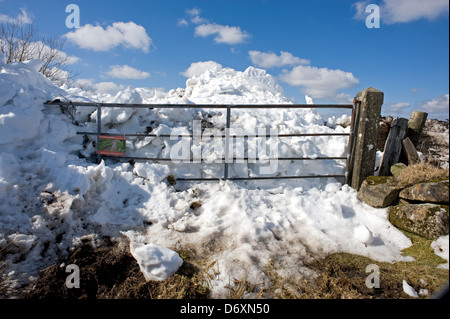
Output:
[[403, 280, 419, 298], [353, 225, 374, 247], [123, 231, 183, 281], [131, 243, 183, 281]]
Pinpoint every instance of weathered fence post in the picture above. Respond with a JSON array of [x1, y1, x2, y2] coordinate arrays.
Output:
[[350, 87, 384, 190], [407, 111, 428, 147], [377, 117, 408, 176], [402, 137, 420, 164]]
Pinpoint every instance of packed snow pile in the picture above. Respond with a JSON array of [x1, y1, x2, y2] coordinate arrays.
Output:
[[66, 65, 341, 181], [123, 230, 183, 281], [1, 57, 446, 298], [431, 235, 449, 270]]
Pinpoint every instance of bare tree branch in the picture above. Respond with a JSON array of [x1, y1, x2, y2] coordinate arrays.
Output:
[[1, 21, 77, 85]]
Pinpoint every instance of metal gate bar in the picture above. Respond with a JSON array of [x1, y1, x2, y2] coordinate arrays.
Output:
[[76, 132, 351, 138], [45, 101, 353, 109], [44, 100, 354, 183], [96, 156, 348, 162], [176, 175, 347, 182]]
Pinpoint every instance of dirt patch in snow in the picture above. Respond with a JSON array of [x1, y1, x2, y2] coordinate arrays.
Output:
[[21, 239, 209, 299]]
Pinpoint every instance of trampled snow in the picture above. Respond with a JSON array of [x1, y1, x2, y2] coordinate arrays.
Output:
[[0, 57, 433, 298], [431, 235, 449, 270]]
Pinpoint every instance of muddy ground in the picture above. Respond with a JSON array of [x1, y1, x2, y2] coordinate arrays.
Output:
[[21, 238, 209, 299]]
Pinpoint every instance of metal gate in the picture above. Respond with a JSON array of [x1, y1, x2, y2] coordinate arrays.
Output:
[[44, 101, 356, 184]]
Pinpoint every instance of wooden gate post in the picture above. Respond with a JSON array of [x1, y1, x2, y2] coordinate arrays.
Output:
[[376, 118, 408, 176], [350, 87, 384, 190]]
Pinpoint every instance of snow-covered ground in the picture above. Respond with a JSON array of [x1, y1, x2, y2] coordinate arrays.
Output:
[[1, 55, 447, 298]]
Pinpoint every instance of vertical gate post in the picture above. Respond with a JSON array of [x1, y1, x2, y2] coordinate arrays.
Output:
[[345, 103, 357, 185], [97, 104, 102, 164], [350, 87, 384, 190], [223, 106, 232, 180]]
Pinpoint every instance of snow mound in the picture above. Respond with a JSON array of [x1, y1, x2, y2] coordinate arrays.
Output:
[[0, 60, 65, 145], [123, 231, 183, 281], [0, 59, 415, 298], [353, 224, 375, 246], [182, 66, 289, 104]]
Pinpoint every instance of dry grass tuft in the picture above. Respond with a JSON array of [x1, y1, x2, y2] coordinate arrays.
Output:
[[393, 163, 449, 188], [226, 277, 264, 299]]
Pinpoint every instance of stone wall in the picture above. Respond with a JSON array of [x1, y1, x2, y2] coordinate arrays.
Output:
[[358, 168, 449, 240]]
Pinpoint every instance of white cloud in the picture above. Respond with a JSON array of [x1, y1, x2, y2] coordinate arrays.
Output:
[[353, 0, 449, 24], [64, 22, 152, 53], [335, 93, 354, 104], [95, 82, 126, 95], [104, 65, 150, 80], [385, 95, 449, 119], [186, 8, 201, 18], [279, 65, 359, 99], [74, 79, 125, 95], [182, 8, 249, 45], [248, 51, 310, 69], [353, 0, 369, 20], [420, 94, 449, 114], [382, 0, 449, 23], [181, 61, 223, 78], [177, 18, 188, 27], [390, 102, 410, 110], [230, 48, 240, 54], [195, 23, 250, 45], [0, 8, 32, 25], [186, 8, 209, 25], [74, 78, 95, 89]]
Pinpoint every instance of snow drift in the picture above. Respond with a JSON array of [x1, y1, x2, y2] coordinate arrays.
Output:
[[2, 56, 444, 298]]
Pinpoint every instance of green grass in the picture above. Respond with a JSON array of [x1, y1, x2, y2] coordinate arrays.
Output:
[[261, 229, 448, 299], [173, 229, 448, 299]]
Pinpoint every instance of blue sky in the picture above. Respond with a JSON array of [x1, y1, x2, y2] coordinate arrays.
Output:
[[1, 0, 449, 119]]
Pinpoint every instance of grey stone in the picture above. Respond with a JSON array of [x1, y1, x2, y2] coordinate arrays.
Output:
[[399, 180, 449, 204], [351, 87, 384, 190], [407, 111, 428, 147], [357, 176, 402, 208], [389, 203, 449, 240]]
